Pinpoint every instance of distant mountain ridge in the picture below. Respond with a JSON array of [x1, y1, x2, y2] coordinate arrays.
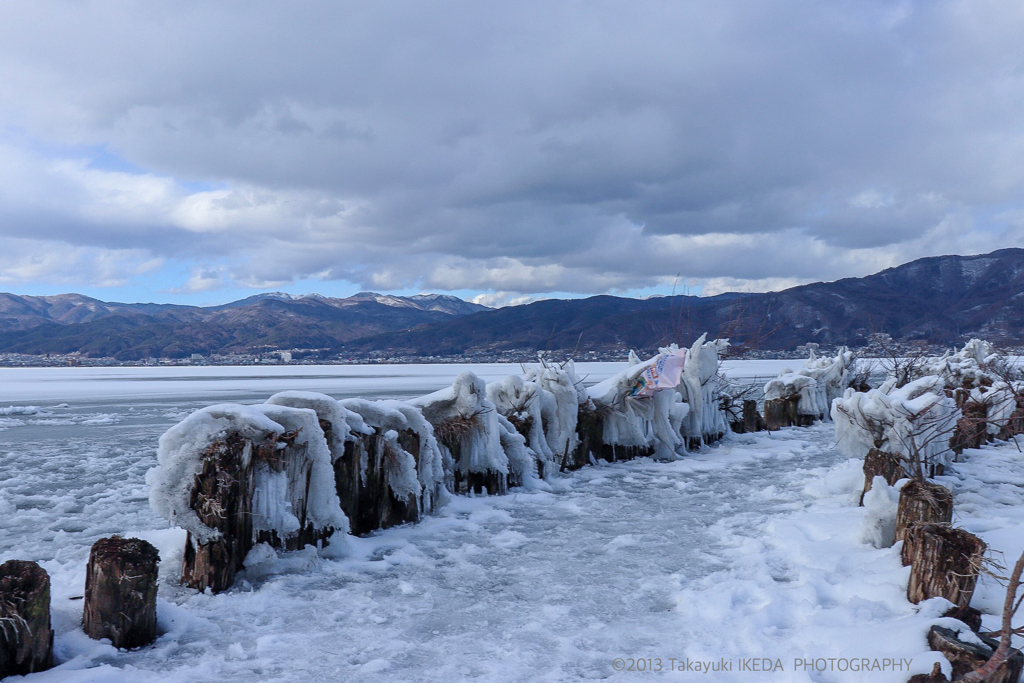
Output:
[[1, 248, 1023, 359]]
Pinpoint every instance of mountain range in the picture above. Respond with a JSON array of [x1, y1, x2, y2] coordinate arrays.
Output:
[[2, 248, 1023, 360]]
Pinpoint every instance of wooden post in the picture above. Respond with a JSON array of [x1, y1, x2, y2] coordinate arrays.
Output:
[[565, 406, 602, 471], [952, 400, 988, 454], [742, 399, 765, 433], [860, 449, 907, 506], [894, 480, 953, 542], [764, 397, 797, 431], [83, 537, 159, 649], [181, 434, 263, 593], [335, 428, 419, 536], [927, 626, 1023, 683], [902, 523, 985, 607], [0, 560, 53, 677]]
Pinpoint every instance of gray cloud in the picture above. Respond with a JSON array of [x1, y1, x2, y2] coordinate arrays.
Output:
[[0, 0, 1023, 298]]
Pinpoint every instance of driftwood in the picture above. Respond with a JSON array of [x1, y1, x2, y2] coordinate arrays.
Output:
[[0, 560, 52, 677], [83, 537, 159, 649], [334, 428, 419, 536], [894, 480, 954, 543], [902, 523, 986, 607], [927, 626, 1023, 683], [860, 448, 908, 506]]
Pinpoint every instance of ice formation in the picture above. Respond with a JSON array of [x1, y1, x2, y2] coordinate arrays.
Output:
[[585, 342, 720, 458], [147, 403, 349, 545], [676, 335, 731, 444], [412, 372, 509, 485], [339, 398, 449, 511], [764, 348, 857, 419], [487, 359, 583, 476], [832, 376, 960, 475], [249, 404, 349, 537]]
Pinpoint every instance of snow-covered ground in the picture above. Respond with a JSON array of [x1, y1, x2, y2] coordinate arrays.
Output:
[[1, 364, 1021, 682]]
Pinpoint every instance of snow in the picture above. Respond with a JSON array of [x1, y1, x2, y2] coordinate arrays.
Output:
[[764, 348, 858, 418], [412, 372, 508, 477], [3, 361, 1024, 682], [832, 376, 960, 474]]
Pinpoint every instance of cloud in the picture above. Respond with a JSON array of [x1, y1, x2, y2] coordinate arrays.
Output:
[[0, 1, 1023, 299]]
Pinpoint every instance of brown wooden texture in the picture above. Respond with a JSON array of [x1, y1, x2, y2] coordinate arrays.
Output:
[[927, 626, 1023, 683], [334, 428, 419, 536], [902, 524, 985, 607], [952, 400, 989, 454], [83, 537, 159, 649], [894, 480, 953, 542], [764, 397, 797, 431], [565, 407, 603, 471], [860, 448, 908, 506], [0, 560, 53, 677], [181, 434, 263, 593], [908, 663, 949, 683], [742, 399, 765, 433]]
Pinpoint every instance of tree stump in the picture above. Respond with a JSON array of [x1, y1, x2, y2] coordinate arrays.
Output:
[[334, 428, 419, 536], [83, 537, 159, 649], [742, 400, 765, 433], [180, 434, 264, 593], [902, 524, 985, 607], [951, 400, 989, 454], [565, 406, 603, 471], [764, 397, 797, 431], [860, 449, 908, 506], [908, 662, 949, 683], [0, 560, 53, 677], [927, 625, 1023, 683], [894, 480, 953, 542]]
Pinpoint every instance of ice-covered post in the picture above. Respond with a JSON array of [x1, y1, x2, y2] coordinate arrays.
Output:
[[83, 537, 159, 649], [0, 560, 53, 677]]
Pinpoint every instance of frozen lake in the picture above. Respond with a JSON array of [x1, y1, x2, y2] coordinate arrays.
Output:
[[0, 361, 955, 682]]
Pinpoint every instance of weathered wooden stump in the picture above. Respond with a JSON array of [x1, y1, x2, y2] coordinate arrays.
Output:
[[565, 406, 603, 471], [998, 393, 1024, 440], [860, 448, 908, 506], [181, 434, 262, 593], [742, 400, 765, 433], [902, 523, 985, 607], [83, 537, 159, 649], [334, 428, 419, 536], [894, 480, 953, 542], [927, 625, 1023, 683], [951, 400, 989, 454], [0, 560, 53, 677], [434, 416, 508, 496], [908, 662, 949, 682], [764, 397, 797, 431]]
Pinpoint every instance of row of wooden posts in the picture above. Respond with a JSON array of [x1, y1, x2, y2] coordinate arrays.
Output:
[[741, 384, 1024, 682]]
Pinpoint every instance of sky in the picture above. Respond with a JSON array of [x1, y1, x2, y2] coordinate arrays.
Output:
[[1, 1, 1024, 307]]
